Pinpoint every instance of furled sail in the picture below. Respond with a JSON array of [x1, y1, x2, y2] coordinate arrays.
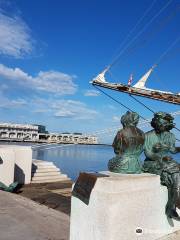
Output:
[[133, 65, 155, 89], [91, 65, 180, 105], [93, 67, 109, 83]]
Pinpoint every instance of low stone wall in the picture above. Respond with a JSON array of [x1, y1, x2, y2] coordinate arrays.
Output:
[[0, 146, 15, 185], [0, 145, 32, 185]]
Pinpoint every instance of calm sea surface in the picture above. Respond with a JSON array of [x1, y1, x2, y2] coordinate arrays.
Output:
[[33, 144, 113, 181], [32, 144, 180, 181], [1, 142, 179, 181]]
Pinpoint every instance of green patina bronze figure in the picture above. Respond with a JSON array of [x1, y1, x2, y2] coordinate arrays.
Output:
[[0, 181, 18, 192], [108, 111, 145, 173], [143, 112, 180, 220], [0, 156, 18, 192]]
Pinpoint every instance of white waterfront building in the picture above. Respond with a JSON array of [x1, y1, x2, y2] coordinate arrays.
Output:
[[0, 122, 98, 144], [47, 133, 98, 144], [0, 123, 39, 141]]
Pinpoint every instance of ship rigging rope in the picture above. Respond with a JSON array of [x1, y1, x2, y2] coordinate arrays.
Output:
[[128, 96, 180, 136], [129, 94, 155, 114], [108, 0, 173, 70], [111, 7, 180, 69], [154, 35, 180, 65], [129, 94, 180, 137], [93, 85, 147, 121], [108, 69, 156, 114], [109, 0, 157, 65], [93, 85, 180, 138], [175, 127, 180, 133]]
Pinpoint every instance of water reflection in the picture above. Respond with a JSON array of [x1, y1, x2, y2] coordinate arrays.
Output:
[[1, 142, 179, 182], [33, 144, 180, 181], [33, 145, 113, 181]]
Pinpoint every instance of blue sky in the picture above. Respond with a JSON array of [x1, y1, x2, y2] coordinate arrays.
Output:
[[0, 0, 179, 143]]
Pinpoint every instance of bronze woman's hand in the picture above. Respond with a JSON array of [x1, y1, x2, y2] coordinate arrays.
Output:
[[153, 143, 170, 152]]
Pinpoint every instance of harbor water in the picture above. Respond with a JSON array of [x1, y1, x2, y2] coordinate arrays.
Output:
[[1, 142, 179, 181], [32, 144, 180, 181], [33, 144, 113, 181]]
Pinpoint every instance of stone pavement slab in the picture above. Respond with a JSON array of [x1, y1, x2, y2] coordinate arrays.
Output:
[[18, 180, 72, 215], [157, 230, 180, 240], [0, 190, 69, 240]]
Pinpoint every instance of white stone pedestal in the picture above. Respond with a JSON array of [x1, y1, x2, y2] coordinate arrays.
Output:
[[13, 146, 32, 184], [0, 146, 15, 185], [70, 172, 180, 240], [0, 145, 32, 185]]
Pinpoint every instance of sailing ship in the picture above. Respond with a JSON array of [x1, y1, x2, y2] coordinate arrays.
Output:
[[91, 66, 180, 105]]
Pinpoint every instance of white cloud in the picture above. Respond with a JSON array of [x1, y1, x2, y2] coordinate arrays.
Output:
[[1, 84, 8, 90], [52, 100, 98, 120], [0, 95, 27, 108], [0, 64, 77, 94], [19, 97, 98, 120], [32, 109, 49, 114], [84, 89, 100, 97], [0, 11, 34, 58], [112, 116, 121, 122]]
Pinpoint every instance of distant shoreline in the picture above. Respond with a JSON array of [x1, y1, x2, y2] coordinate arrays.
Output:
[[0, 139, 112, 147]]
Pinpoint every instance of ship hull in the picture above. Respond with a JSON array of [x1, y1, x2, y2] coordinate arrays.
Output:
[[92, 81, 180, 105]]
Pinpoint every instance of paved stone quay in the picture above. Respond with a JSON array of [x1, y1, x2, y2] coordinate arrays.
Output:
[[17, 180, 73, 215], [0, 190, 70, 240], [2, 179, 180, 240]]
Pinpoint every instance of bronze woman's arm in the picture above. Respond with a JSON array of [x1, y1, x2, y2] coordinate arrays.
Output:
[[112, 131, 123, 155], [169, 133, 180, 154]]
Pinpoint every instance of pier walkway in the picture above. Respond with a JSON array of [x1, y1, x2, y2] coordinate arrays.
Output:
[[1, 184, 180, 239], [0, 190, 70, 240]]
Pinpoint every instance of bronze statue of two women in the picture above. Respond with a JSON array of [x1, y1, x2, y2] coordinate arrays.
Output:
[[108, 111, 145, 173], [108, 111, 180, 221]]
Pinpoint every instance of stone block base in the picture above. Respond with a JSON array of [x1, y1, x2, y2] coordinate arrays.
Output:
[[0, 145, 32, 185], [70, 172, 180, 240], [0, 146, 15, 185]]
